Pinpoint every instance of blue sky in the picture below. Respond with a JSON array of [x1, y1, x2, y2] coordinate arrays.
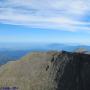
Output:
[[0, 0, 90, 45]]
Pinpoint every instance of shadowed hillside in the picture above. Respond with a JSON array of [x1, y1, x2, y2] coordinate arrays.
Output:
[[0, 51, 90, 90]]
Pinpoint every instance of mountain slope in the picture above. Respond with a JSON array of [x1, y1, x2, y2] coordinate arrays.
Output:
[[0, 51, 90, 90]]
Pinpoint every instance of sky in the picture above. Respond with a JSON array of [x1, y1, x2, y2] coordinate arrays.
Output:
[[0, 0, 90, 45]]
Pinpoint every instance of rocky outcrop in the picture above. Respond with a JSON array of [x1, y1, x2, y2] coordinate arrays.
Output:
[[0, 51, 90, 90], [54, 51, 90, 90]]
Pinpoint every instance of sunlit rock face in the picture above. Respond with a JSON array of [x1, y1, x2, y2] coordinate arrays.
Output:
[[0, 51, 90, 90]]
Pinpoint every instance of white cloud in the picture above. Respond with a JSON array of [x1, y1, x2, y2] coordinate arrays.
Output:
[[0, 0, 90, 31]]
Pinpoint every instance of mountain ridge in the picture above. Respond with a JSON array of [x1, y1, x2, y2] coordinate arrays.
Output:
[[0, 51, 90, 90]]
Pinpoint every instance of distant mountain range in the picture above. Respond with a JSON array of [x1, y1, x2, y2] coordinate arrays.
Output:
[[0, 43, 90, 64], [0, 43, 90, 51]]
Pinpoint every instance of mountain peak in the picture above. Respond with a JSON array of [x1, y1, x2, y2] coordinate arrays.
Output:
[[0, 51, 90, 90]]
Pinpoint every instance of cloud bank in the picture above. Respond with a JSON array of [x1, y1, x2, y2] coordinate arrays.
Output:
[[0, 0, 90, 31]]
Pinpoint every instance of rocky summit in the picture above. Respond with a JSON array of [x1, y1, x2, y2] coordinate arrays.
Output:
[[0, 51, 90, 90]]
